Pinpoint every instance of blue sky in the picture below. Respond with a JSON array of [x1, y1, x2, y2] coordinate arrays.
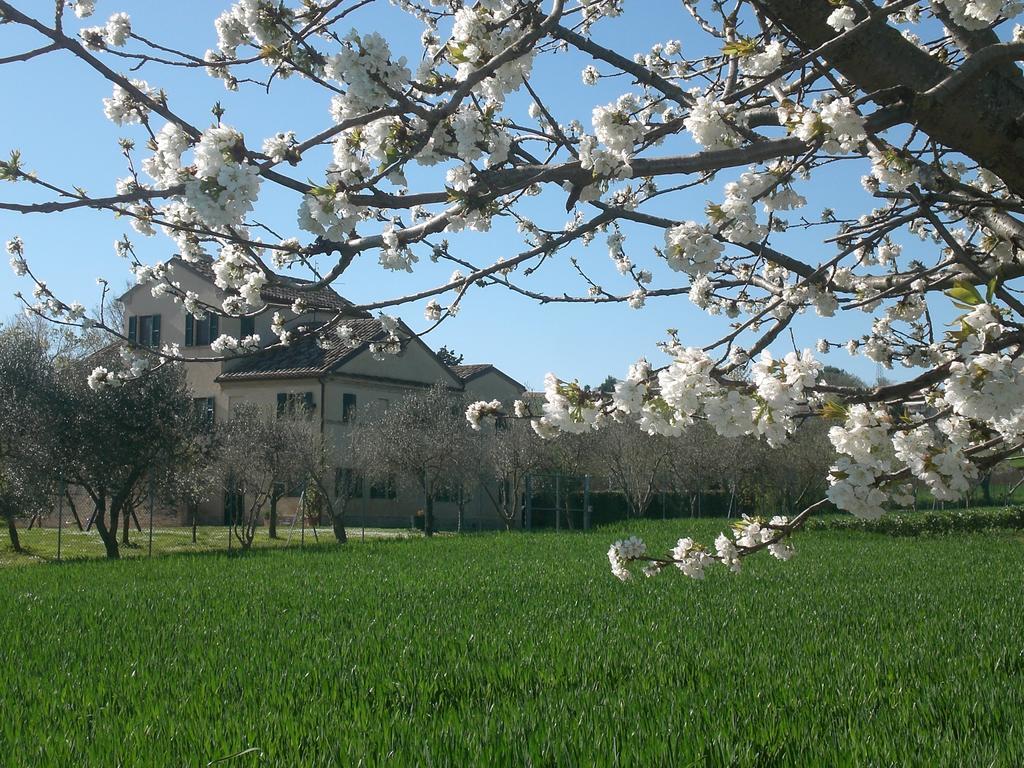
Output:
[[0, 0, 925, 389]]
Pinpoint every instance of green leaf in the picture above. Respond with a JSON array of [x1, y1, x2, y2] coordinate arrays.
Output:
[[944, 280, 983, 307], [986, 275, 999, 303], [721, 37, 759, 57]]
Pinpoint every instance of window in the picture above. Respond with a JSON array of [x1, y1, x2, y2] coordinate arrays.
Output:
[[342, 393, 357, 423], [436, 481, 459, 503], [274, 480, 303, 499], [277, 392, 314, 418], [369, 476, 397, 500], [128, 314, 161, 347], [192, 396, 215, 428], [240, 315, 255, 338], [185, 312, 219, 347], [334, 468, 364, 500]]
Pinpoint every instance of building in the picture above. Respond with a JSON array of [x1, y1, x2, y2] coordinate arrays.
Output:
[[119, 257, 525, 530]]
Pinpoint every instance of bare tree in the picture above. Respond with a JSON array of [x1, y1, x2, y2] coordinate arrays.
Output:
[[215, 404, 313, 551], [349, 384, 474, 537], [591, 422, 673, 518], [296, 429, 350, 543], [480, 417, 547, 529]]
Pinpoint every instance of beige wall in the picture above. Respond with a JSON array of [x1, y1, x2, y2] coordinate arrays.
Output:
[[464, 371, 524, 404], [340, 335, 463, 387]]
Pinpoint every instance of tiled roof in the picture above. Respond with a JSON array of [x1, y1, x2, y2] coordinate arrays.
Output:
[[216, 318, 387, 381], [450, 363, 495, 381], [451, 363, 527, 394], [173, 256, 365, 314]]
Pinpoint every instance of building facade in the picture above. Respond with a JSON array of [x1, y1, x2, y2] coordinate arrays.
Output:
[[119, 258, 525, 531]]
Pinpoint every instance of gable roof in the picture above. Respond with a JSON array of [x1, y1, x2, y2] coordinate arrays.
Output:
[[450, 362, 526, 393], [164, 256, 368, 315], [216, 318, 386, 381]]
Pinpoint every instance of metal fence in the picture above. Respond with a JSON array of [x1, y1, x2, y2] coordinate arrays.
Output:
[[524, 474, 593, 530]]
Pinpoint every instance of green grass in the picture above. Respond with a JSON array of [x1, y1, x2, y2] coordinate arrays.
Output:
[[0, 525, 415, 567], [0, 520, 1022, 766]]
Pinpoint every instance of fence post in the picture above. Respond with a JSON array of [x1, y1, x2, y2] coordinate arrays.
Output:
[[525, 475, 533, 531], [56, 479, 65, 563], [555, 475, 561, 532], [148, 475, 155, 557], [583, 475, 591, 531], [300, 483, 306, 547]]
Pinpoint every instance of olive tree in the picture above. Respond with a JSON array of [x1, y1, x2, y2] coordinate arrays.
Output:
[[0, 325, 56, 551], [51, 351, 197, 559]]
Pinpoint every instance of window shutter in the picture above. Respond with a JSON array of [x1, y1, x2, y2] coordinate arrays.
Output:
[[209, 313, 219, 340], [241, 315, 255, 338], [303, 392, 314, 415], [277, 393, 287, 417], [151, 315, 161, 347], [185, 313, 194, 347], [128, 316, 137, 343]]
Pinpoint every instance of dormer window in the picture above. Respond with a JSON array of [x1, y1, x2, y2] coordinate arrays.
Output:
[[185, 312, 219, 347], [128, 314, 161, 347]]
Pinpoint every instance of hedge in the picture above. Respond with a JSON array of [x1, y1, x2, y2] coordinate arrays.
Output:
[[806, 506, 1024, 536]]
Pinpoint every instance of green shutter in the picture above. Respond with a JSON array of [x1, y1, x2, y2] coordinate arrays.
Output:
[[277, 393, 287, 417], [151, 315, 161, 347], [185, 313, 194, 347], [128, 316, 137, 343], [210, 313, 219, 340]]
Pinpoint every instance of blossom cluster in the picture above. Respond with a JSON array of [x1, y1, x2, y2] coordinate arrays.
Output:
[[607, 515, 794, 582], [184, 126, 261, 230]]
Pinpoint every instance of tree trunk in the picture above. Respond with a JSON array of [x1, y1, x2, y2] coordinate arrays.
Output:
[[65, 488, 84, 531], [760, 0, 1024, 197], [6, 514, 21, 553], [424, 494, 434, 537], [268, 495, 279, 539], [121, 503, 130, 546], [93, 496, 120, 559], [332, 512, 347, 543], [190, 501, 198, 544]]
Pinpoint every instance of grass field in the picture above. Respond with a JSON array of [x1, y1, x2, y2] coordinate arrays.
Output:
[[0, 519, 1021, 766]]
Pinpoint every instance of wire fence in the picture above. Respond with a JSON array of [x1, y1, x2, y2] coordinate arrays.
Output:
[[8, 467, 1022, 566], [3, 484, 355, 565]]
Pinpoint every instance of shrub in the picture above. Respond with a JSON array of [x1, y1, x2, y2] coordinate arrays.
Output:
[[807, 507, 1024, 536]]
